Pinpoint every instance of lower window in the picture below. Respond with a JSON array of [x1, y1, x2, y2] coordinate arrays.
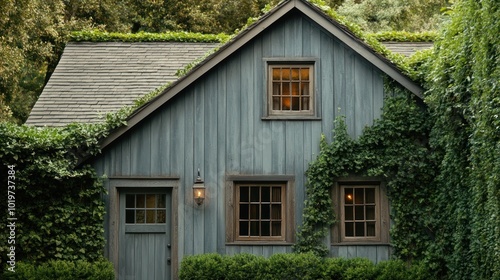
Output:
[[236, 183, 285, 241], [225, 176, 294, 244], [333, 180, 389, 244]]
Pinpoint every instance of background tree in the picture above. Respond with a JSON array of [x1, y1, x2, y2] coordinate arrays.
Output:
[[336, 0, 449, 32], [427, 0, 500, 278]]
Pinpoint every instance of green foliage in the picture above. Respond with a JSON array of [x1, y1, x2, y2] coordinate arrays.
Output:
[[426, 0, 500, 279], [370, 31, 438, 42], [2, 259, 114, 280], [179, 253, 434, 280], [0, 109, 131, 264], [70, 30, 230, 43], [336, 0, 449, 33]]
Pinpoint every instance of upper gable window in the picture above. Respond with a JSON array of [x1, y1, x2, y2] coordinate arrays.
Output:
[[268, 64, 314, 116]]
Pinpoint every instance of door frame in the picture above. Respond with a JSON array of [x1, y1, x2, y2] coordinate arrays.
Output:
[[108, 178, 179, 280]]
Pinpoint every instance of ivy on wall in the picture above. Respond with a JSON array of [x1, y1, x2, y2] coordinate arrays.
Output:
[[293, 90, 438, 261]]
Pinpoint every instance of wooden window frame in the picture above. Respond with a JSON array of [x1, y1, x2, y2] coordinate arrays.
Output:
[[225, 175, 295, 244], [332, 178, 390, 245], [262, 58, 319, 120]]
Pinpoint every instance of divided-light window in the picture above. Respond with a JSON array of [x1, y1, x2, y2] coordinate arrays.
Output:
[[268, 64, 314, 116], [236, 183, 285, 241]]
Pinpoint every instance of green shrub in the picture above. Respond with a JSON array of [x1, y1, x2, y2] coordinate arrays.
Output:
[[180, 253, 433, 280], [2, 259, 114, 280]]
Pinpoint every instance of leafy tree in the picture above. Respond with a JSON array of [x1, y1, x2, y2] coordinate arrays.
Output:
[[336, 0, 450, 32]]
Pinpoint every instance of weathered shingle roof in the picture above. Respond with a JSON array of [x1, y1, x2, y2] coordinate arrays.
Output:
[[382, 42, 433, 57], [26, 42, 218, 126]]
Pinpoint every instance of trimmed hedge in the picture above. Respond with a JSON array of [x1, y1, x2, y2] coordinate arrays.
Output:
[[2, 259, 114, 280], [179, 253, 434, 280]]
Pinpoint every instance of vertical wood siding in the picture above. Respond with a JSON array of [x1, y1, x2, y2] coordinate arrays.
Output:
[[96, 13, 387, 264]]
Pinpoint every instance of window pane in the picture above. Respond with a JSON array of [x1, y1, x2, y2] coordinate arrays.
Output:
[[272, 221, 281, 236], [282, 68, 290, 80], [300, 68, 309, 80], [250, 187, 260, 202], [240, 204, 249, 219], [367, 222, 376, 236], [355, 188, 364, 204], [291, 82, 300, 95], [250, 204, 259, 219], [157, 194, 166, 208], [239, 221, 249, 236], [261, 187, 270, 202], [302, 97, 310, 110], [292, 97, 300, 110], [261, 204, 270, 219], [273, 97, 280, 110], [365, 188, 375, 204], [157, 210, 166, 223], [345, 222, 354, 237], [146, 194, 156, 208], [272, 187, 282, 202], [345, 206, 353, 220], [282, 97, 291, 110], [126, 210, 135, 223], [291, 68, 300, 80], [355, 206, 364, 220], [136, 194, 145, 208], [126, 195, 135, 208], [282, 82, 290, 95], [136, 210, 145, 223], [261, 222, 270, 236], [366, 205, 375, 220], [271, 204, 281, 219], [272, 68, 281, 80], [301, 83, 309, 96], [355, 222, 365, 236], [273, 82, 281, 95], [240, 187, 249, 202], [146, 210, 155, 223], [250, 221, 259, 236], [345, 188, 353, 204]]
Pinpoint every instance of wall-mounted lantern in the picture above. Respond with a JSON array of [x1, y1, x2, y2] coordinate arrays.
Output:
[[193, 169, 205, 206]]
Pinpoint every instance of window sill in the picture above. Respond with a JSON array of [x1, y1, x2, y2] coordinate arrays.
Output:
[[332, 242, 391, 246], [226, 241, 293, 246], [261, 116, 322, 121]]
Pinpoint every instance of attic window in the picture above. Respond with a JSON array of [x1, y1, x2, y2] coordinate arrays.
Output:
[[268, 64, 314, 116]]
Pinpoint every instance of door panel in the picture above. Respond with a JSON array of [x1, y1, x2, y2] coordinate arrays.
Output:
[[119, 189, 171, 280]]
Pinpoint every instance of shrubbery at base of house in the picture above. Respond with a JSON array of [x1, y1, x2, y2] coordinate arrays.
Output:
[[2, 259, 114, 280], [179, 253, 434, 280]]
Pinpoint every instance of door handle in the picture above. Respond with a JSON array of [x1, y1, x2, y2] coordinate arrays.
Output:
[[167, 258, 171, 265]]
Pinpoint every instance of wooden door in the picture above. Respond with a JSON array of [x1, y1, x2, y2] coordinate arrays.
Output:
[[119, 189, 171, 280]]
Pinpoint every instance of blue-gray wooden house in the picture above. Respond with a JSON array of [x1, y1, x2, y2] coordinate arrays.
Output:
[[27, 1, 428, 279]]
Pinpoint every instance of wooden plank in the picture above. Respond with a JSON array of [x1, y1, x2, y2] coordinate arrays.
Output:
[[372, 71, 384, 121], [320, 31, 335, 137], [333, 39, 346, 118], [150, 112, 162, 176], [330, 246, 339, 258], [301, 17, 312, 57], [376, 245, 390, 263], [270, 17, 285, 57], [271, 121, 286, 174], [252, 38, 265, 174], [338, 246, 348, 259], [347, 246, 356, 259], [240, 41, 254, 174], [226, 56, 241, 173], [344, 48, 356, 138], [193, 82, 205, 256], [121, 136, 131, 175], [217, 65, 227, 254], [204, 74, 218, 254], [354, 57, 373, 137], [184, 87, 195, 256]]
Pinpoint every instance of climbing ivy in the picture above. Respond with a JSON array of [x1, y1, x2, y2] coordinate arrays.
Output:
[[294, 90, 438, 262]]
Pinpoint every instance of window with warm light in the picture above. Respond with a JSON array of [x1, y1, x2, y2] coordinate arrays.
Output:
[[268, 64, 314, 116], [332, 180, 390, 244]]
